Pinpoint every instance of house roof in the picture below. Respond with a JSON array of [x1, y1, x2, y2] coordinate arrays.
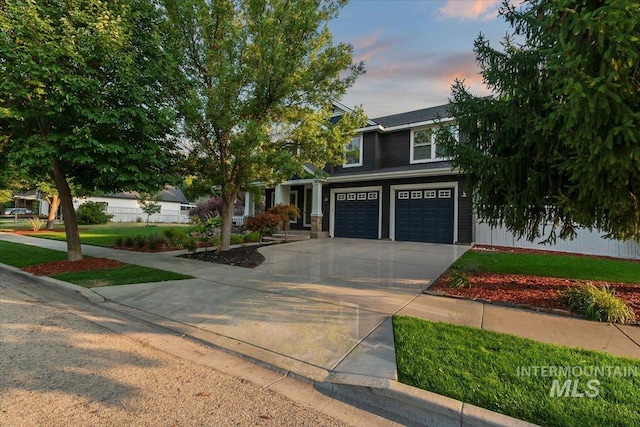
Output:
[[107, 187, 191, 204], [372, 104, 450, 128]]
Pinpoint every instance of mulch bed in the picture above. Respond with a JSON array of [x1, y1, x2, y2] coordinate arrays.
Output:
[[22, 258, 126, 276], [180, 245, 265, 268], [431, 271, 640, 320]]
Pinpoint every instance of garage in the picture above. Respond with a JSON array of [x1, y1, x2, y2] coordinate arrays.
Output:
[[394, 188, 454, 244], [334, 191, 379, 239]]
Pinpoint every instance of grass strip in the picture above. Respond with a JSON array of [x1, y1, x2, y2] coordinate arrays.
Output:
[[393, 316, 640, 427], [52, 265, 192, 288], [0, 240, 67, 267], [0, 240, 192, 287], [454, 250, 640, 284], [21, 224, 190, 248]]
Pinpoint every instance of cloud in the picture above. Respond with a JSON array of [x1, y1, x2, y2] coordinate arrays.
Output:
[[352, 33, 400, 63], [437, 0, 502, 21], [341, 51, 492, 118]]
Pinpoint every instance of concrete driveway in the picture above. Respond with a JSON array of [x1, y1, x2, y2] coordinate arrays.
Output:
[[12, 234, 466, 382], [258, 238, 467, 287]]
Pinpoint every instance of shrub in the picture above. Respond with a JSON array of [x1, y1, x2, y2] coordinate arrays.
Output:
[[246, 212, 281, 244], [242, 231, 261, 243], [183, 237, 198, 253], [147, 233, 168, 250], [562, 283, 636, 324], [76, 201, 113, 225], [133, 235, 147, 249], [448, 271, 471, 288], [124, 237, 134, 247], [189, 197, 223, 221], [230, 234, 244, 245], [163, 227, 186, 246], [25, 217, 45, 232], [115, 237, 124, 247]]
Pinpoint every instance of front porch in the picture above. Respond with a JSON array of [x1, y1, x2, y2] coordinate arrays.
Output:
[[244, 178, 327, 239]]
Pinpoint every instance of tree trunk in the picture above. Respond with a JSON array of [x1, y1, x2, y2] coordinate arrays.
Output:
[[45, 194, 61, 230], [220, 191, 238, 252], [51, 159, 82, 261]]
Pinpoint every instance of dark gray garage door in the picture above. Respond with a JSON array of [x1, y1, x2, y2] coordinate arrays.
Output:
[[334, 191, 379, 239], [395, 188, 454, 244]]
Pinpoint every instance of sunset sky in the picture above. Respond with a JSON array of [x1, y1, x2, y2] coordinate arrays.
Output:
[[329, 0, 516, 118]]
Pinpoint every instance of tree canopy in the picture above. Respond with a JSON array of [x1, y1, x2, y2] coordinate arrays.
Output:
[[162, 0, 366, 250], [442, 0, 640, 242], [0, 0, 182, 259]]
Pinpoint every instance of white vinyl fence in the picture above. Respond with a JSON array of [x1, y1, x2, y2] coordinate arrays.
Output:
[[475, 222, 640, 260], [107, 207, 191, 224]]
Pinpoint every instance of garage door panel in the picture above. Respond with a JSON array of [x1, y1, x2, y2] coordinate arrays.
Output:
[[335, 193, 379, 239], [395, 188, 454, 244]]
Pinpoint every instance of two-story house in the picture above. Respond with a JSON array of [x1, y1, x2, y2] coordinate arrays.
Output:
[[254, 102, 473, 245]]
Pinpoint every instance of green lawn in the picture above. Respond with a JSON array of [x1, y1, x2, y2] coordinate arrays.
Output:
[[52, 265, 192, 288], [453, 250, 640, 283], [394, 316, 640, 427], [0, 240, 67, 267], [14, 223, 192, 247], [0, 240, 192, 286]]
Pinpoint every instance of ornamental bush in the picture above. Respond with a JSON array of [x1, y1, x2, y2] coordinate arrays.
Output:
[[76, 201, 113, 225]]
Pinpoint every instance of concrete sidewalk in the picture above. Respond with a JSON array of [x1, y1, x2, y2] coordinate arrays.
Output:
[[2, 232, 639, 425]]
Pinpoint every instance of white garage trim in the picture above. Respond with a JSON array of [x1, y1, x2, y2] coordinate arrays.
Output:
[[330, 185, 383, 238], [390, 181, 458, 243]]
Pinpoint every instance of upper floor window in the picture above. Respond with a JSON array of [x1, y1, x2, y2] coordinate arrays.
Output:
[[344, 134, 363, 167], [410, 124, 457, 164]]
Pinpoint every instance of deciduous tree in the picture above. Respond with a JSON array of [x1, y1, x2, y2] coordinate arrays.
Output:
[[0, 0, 181, 259], [162, 0, 365, 251], [442, 0, 640, 242]]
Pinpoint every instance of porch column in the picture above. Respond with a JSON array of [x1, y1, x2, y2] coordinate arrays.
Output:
[[274, 184, 289, 206], [310, 181, 326, 239], [243, 191, 255, 217]]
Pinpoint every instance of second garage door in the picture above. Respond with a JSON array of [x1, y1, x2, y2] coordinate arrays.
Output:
[[334, 191, 379, 239], [395, 188, 454, 244]]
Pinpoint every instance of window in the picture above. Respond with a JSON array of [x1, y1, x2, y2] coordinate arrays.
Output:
[[411, 191, 423, 199], [412, 128, 433, 162], [410, 124, 458, 163], [424, 190, 437, 199], [347, 193, 357, 200], [344, 134, 363, 167], [357, 193, 367, 200], [398, 191, 410, 200], [439, 189, 451, 198]]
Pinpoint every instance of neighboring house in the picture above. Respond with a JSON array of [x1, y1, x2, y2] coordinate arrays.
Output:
[[250, 102, 473, 244], [73, 187, 196, 224]]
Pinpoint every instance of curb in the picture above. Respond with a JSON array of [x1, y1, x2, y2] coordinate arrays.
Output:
[[1, 263, 539, 427], [320, 373, 539, 427], [0, 263, 105, 304]]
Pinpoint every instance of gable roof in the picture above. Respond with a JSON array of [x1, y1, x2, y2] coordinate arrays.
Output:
[[332, 101, 378, 126], [107, 187, 191, 204], [372, 104, 450, 128]]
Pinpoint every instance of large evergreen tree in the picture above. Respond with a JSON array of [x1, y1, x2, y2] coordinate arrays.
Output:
[[162, 0, 365, 251], [0, 0, 181, 260], [442, 0, 640, 242]]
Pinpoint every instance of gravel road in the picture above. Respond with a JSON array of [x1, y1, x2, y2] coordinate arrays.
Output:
[[0, 283, 349, 427]]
